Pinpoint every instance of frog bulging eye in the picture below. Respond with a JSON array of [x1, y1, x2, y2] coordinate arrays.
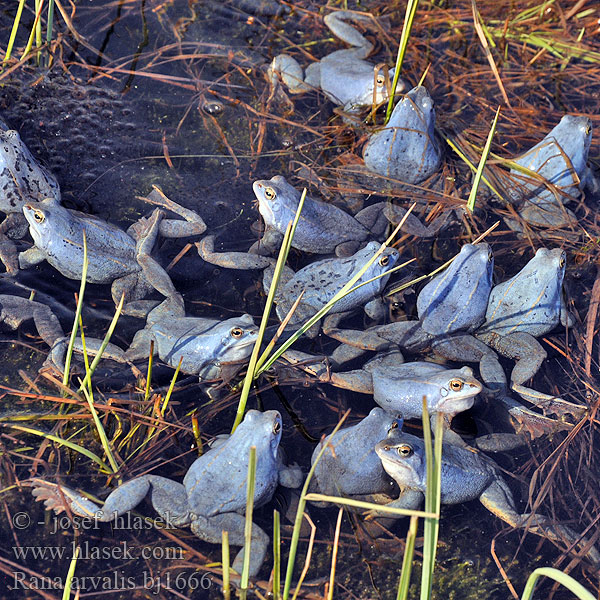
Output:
[[559, 254, 566, 268], [449, 379, 464, 392], [397, 444, 413, 458], [33, 210, 45, 223], [272, 420, 281, 435], [264, 187, 276, 201], [585, 124, 592, 136], [379, 255, 390, 267], [230, 327, 244, 338], [376, 74, 385, 86]]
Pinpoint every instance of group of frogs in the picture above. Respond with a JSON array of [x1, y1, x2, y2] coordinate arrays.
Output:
[[1, 8, 597, 581]]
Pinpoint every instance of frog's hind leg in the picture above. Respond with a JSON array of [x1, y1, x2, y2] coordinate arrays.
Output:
[[323, 11, 374, 58], [47, 336, 128, 373], [126, 328, 159, 362], [32, 302, 65, 347], [190, 512, 269, 577], [134, 209, 181, 300], [485, 331, 587, 419], [139, 187, 207, 238], [197, 235, 277, 270], [269, 55, 314, 95], [480, 479, 600, 565]]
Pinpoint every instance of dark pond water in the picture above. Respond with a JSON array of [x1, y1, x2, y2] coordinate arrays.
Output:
[[0, 0, 599, 598]]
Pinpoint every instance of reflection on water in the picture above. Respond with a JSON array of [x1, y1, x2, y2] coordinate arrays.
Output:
[[0, 1, 599, 598]]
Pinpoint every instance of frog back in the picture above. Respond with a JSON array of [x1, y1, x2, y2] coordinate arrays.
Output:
[[183, 411, 281, 516], [0, 130, 60, 212]]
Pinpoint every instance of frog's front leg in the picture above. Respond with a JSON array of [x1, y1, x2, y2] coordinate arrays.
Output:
[[248, 227, 284, 257], [139, 187, 207, 238], [18, 245, 47, 269], [190, 512, 269, 577], [366, 489, 424, 519]]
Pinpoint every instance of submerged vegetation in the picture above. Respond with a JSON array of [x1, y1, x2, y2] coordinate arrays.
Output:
[[0, 0, 599, 599]]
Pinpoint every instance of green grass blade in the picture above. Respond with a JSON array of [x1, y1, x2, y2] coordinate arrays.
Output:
[[385, 0, 420, 123], [231, 190, 306, 433], [396, 515, 418, 600], [521, 567, 595, 600], [76, 292, 124, 394], [62, 543, 80, 600], [144, 340, 154, 402], [445, 136, 504, 200], [63, 232, 89, 390], [273, 509, 281, 600], [420, 401, 443, 600], [79, 385, 120, 477], [222, 531, 230, 600], [301, 494, 436, 518], [239, 445, 257, 598], [466, 106, 500, 212], [2, 0, 27, 68], [4, 423, 110, 471]]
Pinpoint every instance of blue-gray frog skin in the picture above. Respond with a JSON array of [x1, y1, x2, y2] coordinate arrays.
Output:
[[479, 247, 571, 338], [128, 312, 259, 381], [417, 243, 494, 335], [363, 85, 442, 184], [252, 175, 371, 256], [0, 128, 61, 273], [0, 129, 61, 213], [32, 410, 302, 577], [370, 361, 482, 421], [19, 191, 205, 315], [269, 11, 404, 113], [311, 408, 400, 504], [275, 241, 399, 326], [374, 429, 600, 564], [50, 299, 259, 388], [509, 115, 593, 227]]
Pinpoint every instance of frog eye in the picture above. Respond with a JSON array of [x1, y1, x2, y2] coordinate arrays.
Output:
[[449, 379, 464, 392], [559, 254, 566, 268], [33, 210, 45, 223], [230, 327, 244, 338], [376, 74, 385, 86], [264, 187, 277, 201], [397, 444, 413, 458], [487, 248, 493, 262], [585, 124, 592, 136], [272, 420, 281, 435], [379, 255, 390, 267]]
